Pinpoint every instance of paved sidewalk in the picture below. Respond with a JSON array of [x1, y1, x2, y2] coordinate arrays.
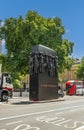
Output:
[[7, 96, 65, 105], [1, 94, 84, 105]]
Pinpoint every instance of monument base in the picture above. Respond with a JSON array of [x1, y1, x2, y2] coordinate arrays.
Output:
[[29, 72, 58, 101]]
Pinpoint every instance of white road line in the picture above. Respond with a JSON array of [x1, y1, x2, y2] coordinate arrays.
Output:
[[70, 108, 82, 112], [0, 104, 84, 121], [6, 120, 22, 125], [13, 124, 40, 130], [55, 119, 72, 126], [75, 125, 84, 130], [55, 112, 64, 115]]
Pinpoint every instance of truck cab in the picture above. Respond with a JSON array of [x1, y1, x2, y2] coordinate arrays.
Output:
[[0, 72, 13, 101]]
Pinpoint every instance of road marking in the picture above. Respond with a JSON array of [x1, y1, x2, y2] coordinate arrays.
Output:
[[0, 104, 84, 121], [69, 108, 84, 112], [55, 112, 64, 115], [36, 112, 63, 121], [55, 119, 72, 126], [14, 124, 40, 130], [36, 115, 84, 129], [75, 125, 84, 130], [6, 120, 22, 125]]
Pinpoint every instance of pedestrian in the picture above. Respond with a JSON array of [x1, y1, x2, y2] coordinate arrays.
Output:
[[5, 95, 9, 103], [58, 86, 64, 98], [23, 83, 26, 91]]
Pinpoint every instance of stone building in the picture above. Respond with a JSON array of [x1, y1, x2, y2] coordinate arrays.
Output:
[[60, 59, 80, 89]]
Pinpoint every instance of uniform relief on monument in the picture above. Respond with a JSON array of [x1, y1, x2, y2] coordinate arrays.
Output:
[[29, 52, 58, 77]]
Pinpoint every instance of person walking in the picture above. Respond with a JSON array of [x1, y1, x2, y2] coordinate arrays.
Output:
[[5, 95, 9, 103], [58, 86, 64, 98]]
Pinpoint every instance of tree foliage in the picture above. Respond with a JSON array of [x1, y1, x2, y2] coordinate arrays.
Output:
[[0, 11, 74, 87], [76, 57, 84, 79]]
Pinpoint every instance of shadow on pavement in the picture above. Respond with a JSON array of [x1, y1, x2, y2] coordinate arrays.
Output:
[[11, 98, 65, 105]]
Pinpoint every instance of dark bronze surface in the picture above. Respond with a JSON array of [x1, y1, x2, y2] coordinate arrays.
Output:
[[29, 45, 58, 101]]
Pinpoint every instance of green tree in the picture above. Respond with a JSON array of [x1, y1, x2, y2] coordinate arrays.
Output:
[[76, 57, 84, 79], [0, 11, 74, 87]]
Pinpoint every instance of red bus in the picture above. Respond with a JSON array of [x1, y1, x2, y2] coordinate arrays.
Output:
[[66, 80, 84, 95]]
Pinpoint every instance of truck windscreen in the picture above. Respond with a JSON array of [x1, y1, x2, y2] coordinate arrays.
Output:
[[6, 77, 12, 84]]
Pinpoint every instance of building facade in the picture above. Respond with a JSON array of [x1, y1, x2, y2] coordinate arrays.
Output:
[[60, 59, 80, 89]]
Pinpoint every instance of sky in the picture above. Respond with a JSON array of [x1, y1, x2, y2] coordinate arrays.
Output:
[[0, 0, 84, 59]]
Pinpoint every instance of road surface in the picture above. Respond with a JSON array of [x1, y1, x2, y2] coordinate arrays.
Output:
[[0, 95, 84, 130]]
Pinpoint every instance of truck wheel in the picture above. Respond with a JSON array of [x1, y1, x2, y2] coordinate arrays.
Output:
[[1, 93, 7, 101]]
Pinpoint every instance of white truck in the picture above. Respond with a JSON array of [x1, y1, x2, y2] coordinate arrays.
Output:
[[76, 81, 84, 96], [0, 72, 13, 101]]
